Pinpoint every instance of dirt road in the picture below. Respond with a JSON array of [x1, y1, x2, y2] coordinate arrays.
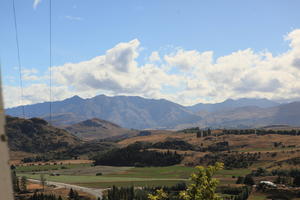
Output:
[[29, 179, 105, 199]]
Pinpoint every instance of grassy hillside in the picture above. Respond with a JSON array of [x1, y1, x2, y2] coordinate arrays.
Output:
[[6, 116, 117, 161], [6, 116, 81, 153], [64, 118, 138, 140]]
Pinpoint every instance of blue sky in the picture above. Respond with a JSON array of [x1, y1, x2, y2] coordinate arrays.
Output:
[[1, 0, 300, 108]]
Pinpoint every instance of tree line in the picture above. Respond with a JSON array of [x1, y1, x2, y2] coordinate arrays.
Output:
[[93, 142, 182, 167]]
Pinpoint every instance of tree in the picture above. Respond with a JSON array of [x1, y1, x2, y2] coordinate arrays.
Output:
[[148, 162, 224, 200], [236, 176, 245, 184], [148, 189, 168, 200], [69, 188, 75, 199], [11, 170, 20, 192], [179, 162, 224, 200], [20, 176, 28, 192], [73, 190, 79, 200], [293, 176, 300, 186], [208, 128, 212, 136], [40, 174, 46, 191], [244, 175, 255, 185]]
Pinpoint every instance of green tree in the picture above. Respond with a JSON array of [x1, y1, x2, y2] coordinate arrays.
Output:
[[11, 170, 20, 192], [293, 176, 300, 186], [20, 176, 28, 192], [40, 174, 46, 191], [148, 189, 168, 200], [69, 188, 74, 199], [179, 162, 224, 200], [236, 176, 245, 184], [244, 175, 255, 186], [148, 162, 224, 200], [73, 190, 79, 200]]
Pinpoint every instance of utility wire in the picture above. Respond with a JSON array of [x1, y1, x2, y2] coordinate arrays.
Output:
[[49, 0, 52, 125], [12, 0, 25, 118]]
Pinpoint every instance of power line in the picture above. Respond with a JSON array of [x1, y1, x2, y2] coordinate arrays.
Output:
[[49, 0, 52, 125], [12, 0, 25, 118]]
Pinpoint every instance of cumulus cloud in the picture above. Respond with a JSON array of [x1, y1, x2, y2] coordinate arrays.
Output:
[[33, 0, 41, 9], [164, 49, 213, 71], [51, 39, 179, 97], [4, 29, 300, 108]]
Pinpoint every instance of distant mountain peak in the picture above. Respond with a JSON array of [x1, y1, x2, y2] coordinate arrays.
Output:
[[79, 118, 121, 128], [68, 95, 83, 100]]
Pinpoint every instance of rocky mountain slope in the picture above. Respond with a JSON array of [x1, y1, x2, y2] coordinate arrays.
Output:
[[5, 95, 300, 129], [6, 95, 201, 129]]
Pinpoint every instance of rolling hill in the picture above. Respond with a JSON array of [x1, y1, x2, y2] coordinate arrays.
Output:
[[64, 118, 138, 140], [5, 116, 81, 153], [6, 116, 117, 160]]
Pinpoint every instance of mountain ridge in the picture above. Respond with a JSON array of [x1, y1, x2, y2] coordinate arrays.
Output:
[[5, 94, 300, 130], [6, 94, 201, 129]]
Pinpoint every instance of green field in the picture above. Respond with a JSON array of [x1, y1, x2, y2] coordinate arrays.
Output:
[[19, 173, 187, 183], [104, 165, 195, 179], [17, 165, 195, 188], [17, 164, 250, 188]]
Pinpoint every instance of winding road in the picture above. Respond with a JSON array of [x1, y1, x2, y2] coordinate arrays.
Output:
[[29, 179, 105, 199]]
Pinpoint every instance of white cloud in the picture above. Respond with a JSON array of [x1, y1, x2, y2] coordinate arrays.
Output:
[[4, 29, 300, 107], [164, 49, 213, 71], [51, 39, 179, 96], [65, 15, 83, 21], [33, 0, 41, 9], [149, 51, 161, 62], [22, 68, 40, 81]]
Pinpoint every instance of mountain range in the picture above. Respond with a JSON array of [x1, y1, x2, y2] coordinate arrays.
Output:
[[186, 98, 279, 113], [5, 94, 300, 129]]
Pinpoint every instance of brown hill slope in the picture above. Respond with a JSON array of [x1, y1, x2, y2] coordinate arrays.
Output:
[[6, 116, 81, 153], [64, 118, 138, 140]]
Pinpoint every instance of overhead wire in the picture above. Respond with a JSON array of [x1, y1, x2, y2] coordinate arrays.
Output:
[[12, 0, 25, 118], [49, 0, 52, 125]]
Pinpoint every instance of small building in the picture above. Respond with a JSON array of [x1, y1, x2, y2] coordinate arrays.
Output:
[[259, 181, 277, 188]]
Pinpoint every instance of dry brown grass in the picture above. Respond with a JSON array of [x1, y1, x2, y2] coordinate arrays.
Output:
[[118, 132, 300, 166], [45, 188, 96, 200], [9, 151, 36, 161], [24, 181, 96, 200]]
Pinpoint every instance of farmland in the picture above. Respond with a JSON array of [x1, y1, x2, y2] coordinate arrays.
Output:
[[13, 130, 300, 199]]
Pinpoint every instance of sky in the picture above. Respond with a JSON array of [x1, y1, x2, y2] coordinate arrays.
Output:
[[1, 0, 300, 108]]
